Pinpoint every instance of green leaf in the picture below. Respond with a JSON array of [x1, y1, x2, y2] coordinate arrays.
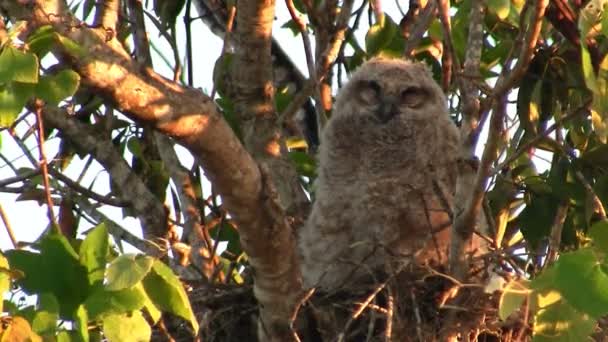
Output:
[[74, 305, 90, 342], [0, 45, 39, 83], [581, 46, 597, 93], [6, 233, 90, 318], [26, 25, 55, 58], [106, 254, 154, 291], [79, 223, 110, 287], [554, 248, 608, 318], [84, 285, 147, 319], [532, 296, 595, 342], [488, 0, 510, 20], [55, 34, 86, 57], [499, 279, 530, 320], [589, 220, 608, 254], [288, 150, 317, 178], [0, 83, 29, 128], [365, 13, 398, 56], [36, 69, 80, 105], [142, 260, 198, 333], [102, 312, 151, 342]]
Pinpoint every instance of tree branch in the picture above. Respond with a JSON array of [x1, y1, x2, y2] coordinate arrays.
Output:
[[41, 106, 168, 239]]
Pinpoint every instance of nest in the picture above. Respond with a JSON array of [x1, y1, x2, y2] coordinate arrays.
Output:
[[152, 263, 532, 342]]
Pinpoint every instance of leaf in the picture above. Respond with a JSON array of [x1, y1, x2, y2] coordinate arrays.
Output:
[[26, 25, 55, 58], [289, 150, 316, 178], [554, 248, 608, 318], [0, 84, 27, 128], [589, 220, 608, 254], [532, 297, 595, 342], [488, 0, 511, 20], [102, 312, 151, 342], [142, 260, 198, 333], [55, 34, 86, 57], [1, 316, 42, 342], [32, 294, 59, 335], [84, 285, 147, 319], [74, 305, 90, 342], [365, 13, 398, 56], [0, 46, 39, 83], [106, 254, 154, 291], [36, 69, 80, 105], [6, 233, 90, 318], [79, 223, 110, 287], [499, 279, 530, 320]]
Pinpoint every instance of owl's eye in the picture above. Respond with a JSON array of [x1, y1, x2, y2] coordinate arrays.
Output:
[[356, 80, 381, 105], [401, 87, 428, 108]]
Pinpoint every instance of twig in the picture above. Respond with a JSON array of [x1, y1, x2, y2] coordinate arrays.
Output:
[[48, 168, 128, 207], [34, 101, 57, 227], [403, 0, 437, 57], [494, 0, 549, 95], [492, 106, 588, 174], [0, 169, 40, 187], [384, 285, 394, 341], [210, 3, 236, 98], [410, 288, 424, 341], [546, 202, 568, 265], [437, 0, 456, 91], [0, 203, 17, 248], [336, 282, 387, 342]]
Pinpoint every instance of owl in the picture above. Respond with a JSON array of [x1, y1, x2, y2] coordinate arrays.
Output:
[[298, 57, 464, 290]]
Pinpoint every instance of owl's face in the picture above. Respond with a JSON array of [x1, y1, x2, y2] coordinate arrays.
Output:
[[325, 58, 448, 155], [333, 58, 447, 125]]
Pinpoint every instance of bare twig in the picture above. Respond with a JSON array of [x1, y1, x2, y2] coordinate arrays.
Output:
[[403, 0, 437, 57], [48, 168, 128, 207], [494, 0, 549, 95], [34, 102, 57, 227], [0, 203, 17, 248], [546, 202, 568, 264]]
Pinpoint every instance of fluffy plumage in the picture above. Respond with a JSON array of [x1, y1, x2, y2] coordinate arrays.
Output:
[[299, 57, 461, 289]]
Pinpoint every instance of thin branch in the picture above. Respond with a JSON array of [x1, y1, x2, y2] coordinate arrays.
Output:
[[450, 0, 485, 278], [437, 0, 456, 91], [41, 106, 168, 240], [0, 203, 18, 249], [493, 106, 588, 174], [494, 0, 549, 96], [546, 202, 568, 264], [34, 102, 57, 227], [403, 0, 436, 57], [48, 168, 128, 207], [0, 169, 40, 187]]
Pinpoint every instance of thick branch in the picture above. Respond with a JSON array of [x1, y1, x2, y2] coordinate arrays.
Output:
[[42, 106, 168, 239], [232, 1, 305, 340]]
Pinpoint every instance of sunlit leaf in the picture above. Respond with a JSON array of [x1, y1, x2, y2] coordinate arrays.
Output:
[[0, 45, 39, 83], [554, 248, 608, 318], [499, 279, 530, 320], [106, 254, 154, 291], [102, 312, 151, 342], [36, 69, 80, 105], [142, 260, 199, 333]]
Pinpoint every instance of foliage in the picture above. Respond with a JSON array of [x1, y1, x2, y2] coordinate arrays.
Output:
[[0, 224, 198, 341]]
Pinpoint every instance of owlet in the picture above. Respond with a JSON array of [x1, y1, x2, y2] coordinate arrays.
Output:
[[299, 57, 462, 289]]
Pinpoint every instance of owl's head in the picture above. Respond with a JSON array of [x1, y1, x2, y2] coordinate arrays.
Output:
[[332, 57, 447, 125]]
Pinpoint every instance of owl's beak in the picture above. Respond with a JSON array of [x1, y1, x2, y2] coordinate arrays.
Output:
[[377, 96, 399, 123]]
